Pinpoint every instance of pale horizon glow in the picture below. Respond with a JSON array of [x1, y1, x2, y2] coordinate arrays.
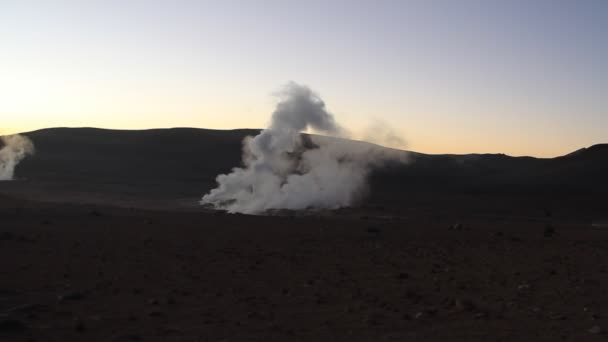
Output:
[[1, 0, 606, 157]]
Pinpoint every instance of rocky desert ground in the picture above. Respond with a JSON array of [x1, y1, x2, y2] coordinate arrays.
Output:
[[1, 128, 607, 341]]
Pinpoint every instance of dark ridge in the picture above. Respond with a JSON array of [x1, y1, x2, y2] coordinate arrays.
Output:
[[561, 144, 608, 159], [3, 128, 608, 203], [18, 127, 260, 184], [368, 142, 608, 199]]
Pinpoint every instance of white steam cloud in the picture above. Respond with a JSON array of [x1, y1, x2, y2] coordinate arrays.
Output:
[[201, 82, 406, 214], [0, 134, 35, 181]]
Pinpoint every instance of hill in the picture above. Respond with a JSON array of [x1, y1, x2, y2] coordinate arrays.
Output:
[[1, 127, 607, 209]]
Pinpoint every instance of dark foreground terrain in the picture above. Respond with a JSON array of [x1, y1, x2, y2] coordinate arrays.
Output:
[[1, 128, 608, 341], [1, 193, 608, 341]]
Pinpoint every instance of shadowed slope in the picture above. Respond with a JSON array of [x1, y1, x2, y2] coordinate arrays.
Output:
[[0, 128, 606, 209], [18, 127, 259, 186]]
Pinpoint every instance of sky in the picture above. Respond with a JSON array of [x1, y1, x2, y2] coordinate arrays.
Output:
[[1, 0, 606, 157]]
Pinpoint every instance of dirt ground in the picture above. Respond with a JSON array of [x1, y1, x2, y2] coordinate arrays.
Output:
[[1, 191, 608, 341]]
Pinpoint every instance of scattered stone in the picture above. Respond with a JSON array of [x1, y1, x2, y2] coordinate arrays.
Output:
[[18, 235, 35, 243], [549, 313, 568, 320], [365, 313, 386, 326], [455, 298, 477, 312], [449, 223, 464, 230], [474, 312, 488, 319], [6, 303, 47, 314], [88, 209, 102, 217], [159, 326, 183, 335], [0, 232, 15, 241], [58, 291, 86, 302], [544, 225, 555, 238], [397, 272, 409, 280], [0, 319, 27, 333], [517, 283, 531, 291], [112, 333, 142, 341], [148, 311, 165, 318], [74, 319, 86, 332], [366, 226, 381, 234]]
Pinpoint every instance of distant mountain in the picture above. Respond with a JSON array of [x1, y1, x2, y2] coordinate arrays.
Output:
[[370, 143, 608, 198], [18, 127, 259, 186], [11, 128, 608, 200]]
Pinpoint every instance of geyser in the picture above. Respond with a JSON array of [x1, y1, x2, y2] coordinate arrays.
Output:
[[201, 82, 406, 214], [0, 134, 35, 181]]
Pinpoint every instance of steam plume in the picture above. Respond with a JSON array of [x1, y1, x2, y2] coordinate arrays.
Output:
[[201, 82, 406, 214], [0, 134, 35, 181]]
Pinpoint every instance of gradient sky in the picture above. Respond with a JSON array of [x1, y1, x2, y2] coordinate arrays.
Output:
[[1, 0, 606, 157]]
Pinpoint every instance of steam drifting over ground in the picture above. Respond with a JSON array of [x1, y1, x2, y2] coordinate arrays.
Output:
[[201, 82, 407, 214], [0, 134, 35, 181]]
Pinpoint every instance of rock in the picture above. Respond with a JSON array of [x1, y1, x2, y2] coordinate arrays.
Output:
[[365, 312, 386, 326], [74, 319, 86, 332], [455, 298, 477, 312], [589, 325, 601, 334], [397, 272, 409, 280], [414, 311, 424, 319], [544, 225, 555, 238], [366, 226, 381, 234], [474, 312, 488, 319], [6, 303, 48, 314], [0, 319, 27, 333], [112, 333, 142, 341], [449, 223, 463, 230], [549, 313, 568, 320], [148, 311, 165, 318], [58, 291, 86, 302], [88, 209, 102, 216], [159, 326, 183, 335], [0, 232, 15, 240]]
